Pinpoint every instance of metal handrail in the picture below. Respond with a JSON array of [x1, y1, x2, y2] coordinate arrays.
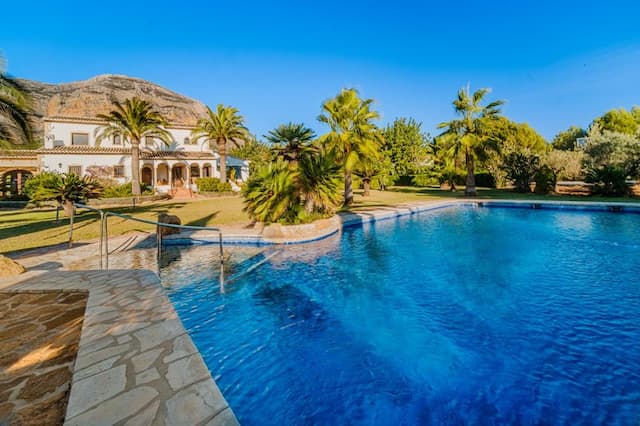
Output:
[[73, 202, 226, 290], [72, 203, 106, 269]]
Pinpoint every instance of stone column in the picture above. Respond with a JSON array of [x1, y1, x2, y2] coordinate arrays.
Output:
[[17, 171, 22, 195]]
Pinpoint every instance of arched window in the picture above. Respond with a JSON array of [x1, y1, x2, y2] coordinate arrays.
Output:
[[184, 137, 191, 145]]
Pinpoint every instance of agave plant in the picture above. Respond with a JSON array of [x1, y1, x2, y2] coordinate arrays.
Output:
[[242, 159, 299, 223]]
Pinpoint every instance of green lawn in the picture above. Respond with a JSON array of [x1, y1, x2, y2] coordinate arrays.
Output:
[[1, 188, 638, 254], [0, 196, 250, 254]]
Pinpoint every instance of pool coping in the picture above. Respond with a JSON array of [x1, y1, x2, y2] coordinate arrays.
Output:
[[0, 269, 238, 426], [162, 198, 640, 247]]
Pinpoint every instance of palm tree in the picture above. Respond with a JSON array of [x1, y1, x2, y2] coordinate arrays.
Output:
[[30, 173, 103, 246], [242, 159, 300, 223], [318, 88, 381, 206], [192, 104, 249, 183], [297, 150, 342, 213], [0, 55, 32, 147], [437, 85, 503, 196], [354, 154, 385, 196], [95, 97, 172, 196], [265, 122, 316, 165]]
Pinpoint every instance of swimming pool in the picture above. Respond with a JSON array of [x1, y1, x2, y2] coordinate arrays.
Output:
[[164, 205, 640, 425]]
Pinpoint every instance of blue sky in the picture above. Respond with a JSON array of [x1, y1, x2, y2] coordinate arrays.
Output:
[[2, 0, 639, 140]]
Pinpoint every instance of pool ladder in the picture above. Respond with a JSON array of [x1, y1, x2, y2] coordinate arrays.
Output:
[[71, 203, 227, 291]]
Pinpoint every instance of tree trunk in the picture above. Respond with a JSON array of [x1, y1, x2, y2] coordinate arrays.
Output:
[[304, 196, 315, 213], [218, 139, 227, 182], [344, 170, 354, 206], [363, 178, 371, 196], [464, 150, 477, 197], [131, 140, 141, 196], [66, 200, 74, 248]]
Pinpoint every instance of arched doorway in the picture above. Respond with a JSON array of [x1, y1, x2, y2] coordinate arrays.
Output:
[[141, 166, 153, 186], [202, 163, 212, 178], [1, 170, 33, 198]]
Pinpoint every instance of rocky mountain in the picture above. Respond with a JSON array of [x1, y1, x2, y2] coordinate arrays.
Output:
[[17, 74, 209, 141]]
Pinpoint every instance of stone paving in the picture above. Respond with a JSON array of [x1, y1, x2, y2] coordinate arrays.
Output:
[[0, 291, 87, 425], [1, 270, 237, 426]]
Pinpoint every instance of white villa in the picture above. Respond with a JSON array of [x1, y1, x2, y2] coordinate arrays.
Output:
[[1, 115, 249, 198]]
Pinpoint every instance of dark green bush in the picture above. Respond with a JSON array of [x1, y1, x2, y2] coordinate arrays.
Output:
[[102, 182, 152, 198], [218, 182, 233, 192], [412, 174, 440, 187], [502, 152, 540, 193], [196, 177, 233, 192], [22, 171, 62, 200], [534, 165, 556, 194], [393, 175, 414, 186], [474, 172, 496, 188], [585, 166, 630, 196]]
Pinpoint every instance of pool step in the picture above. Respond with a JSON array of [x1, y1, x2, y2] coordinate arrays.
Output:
[[225, 250, 282, 285]]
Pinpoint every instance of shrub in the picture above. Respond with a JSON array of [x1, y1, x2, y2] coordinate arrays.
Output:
[[534, 165, 556, 194], [393, 175, 414, 186], [412, 174, 439, 187], [29, 173, 103, 205], [298, 150, 342, 214], [242, 160, 300, 223], [502, 152, 540, 193], [474, 172, 496, 188], [196, 177, 233, 192], [585, 166, 630, 196], [22, 171, 62, 200], [543, 150, 584, 181], [102, 182, 152, 198]]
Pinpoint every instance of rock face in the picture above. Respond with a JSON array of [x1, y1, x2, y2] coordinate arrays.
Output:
[[16, 74, 209, 140], [0, 254, 26, 277]]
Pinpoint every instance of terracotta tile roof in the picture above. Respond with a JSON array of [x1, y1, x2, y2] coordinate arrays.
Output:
[[39, 146, 131, 155], [141, 151, 216, 160], [0, 147, 221, 161], [0, 150, 39, 159]]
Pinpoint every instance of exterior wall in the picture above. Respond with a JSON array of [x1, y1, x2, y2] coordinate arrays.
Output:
[[45, 122, 101, 148], [44, 120, 209, 152], [40, 118, 249, 193], [41, 153, 130, 183]]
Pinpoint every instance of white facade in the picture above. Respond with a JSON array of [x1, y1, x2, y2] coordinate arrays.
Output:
[[39, 117, 250, 194]]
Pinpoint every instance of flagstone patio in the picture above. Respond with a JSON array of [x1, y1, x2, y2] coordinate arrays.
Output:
[[0, 290, 87, 425], [0, 269, 237, 426]]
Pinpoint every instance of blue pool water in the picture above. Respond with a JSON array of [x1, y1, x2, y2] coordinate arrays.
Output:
[[164, 206, 640, 425]]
